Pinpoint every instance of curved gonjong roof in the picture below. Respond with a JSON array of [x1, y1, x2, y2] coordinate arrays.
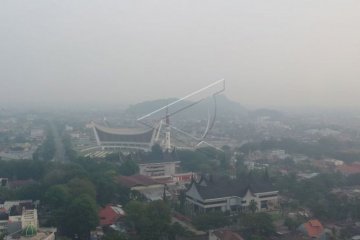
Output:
[[93, 123, 154, 143]]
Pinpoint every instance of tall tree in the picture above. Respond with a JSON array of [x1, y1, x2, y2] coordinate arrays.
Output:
[[125, 200, 171, 240], [249, 200, 258, 214], [119, 159, 139, 176], [193, 212, 230, 230], [61, 194, 98, 239], [240, 213, 275, 238], [67, 178, 96, 200]]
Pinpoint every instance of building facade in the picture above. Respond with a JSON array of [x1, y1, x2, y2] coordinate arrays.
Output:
[[139, 161, 179, 178], [186, 176, 279, 214]]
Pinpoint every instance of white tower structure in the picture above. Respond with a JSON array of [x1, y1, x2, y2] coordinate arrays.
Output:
[[164, 109, 171, 151], [137, 79, 226, 150]]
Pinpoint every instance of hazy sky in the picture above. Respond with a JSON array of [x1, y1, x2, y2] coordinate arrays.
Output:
[[1, 0, 359, 108]]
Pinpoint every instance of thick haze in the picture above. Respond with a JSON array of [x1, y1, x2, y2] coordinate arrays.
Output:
[[0, 0, 359, 109]]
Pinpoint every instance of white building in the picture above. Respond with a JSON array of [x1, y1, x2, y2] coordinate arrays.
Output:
[[21, 208, 38, 230], [186, 176, 279, 214], [30, 129, 45, 140], [270, 150, 288, 160], [139, 161, 179, 178]]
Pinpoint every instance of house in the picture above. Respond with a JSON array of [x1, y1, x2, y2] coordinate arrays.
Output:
[[186, 175, 279, 214], [209, 229, 244, 240], [5, 227, 57, 240], [173, 172, 195, 184], [244, 161, 269, 171], [0, 210, 8, 234], [98, 205, 125, 227], [139, 151, 187, 177], [30, 129, 45, 141], [117, 174, 162, 189], [0, 200, 56, 240], [298, 219, 327, 240], [117, 175, 170, 201], [269, 150, 289, 160], [337, 162, 360, 176], [0, 200, 36, 234], [139, 160, 179, 178]]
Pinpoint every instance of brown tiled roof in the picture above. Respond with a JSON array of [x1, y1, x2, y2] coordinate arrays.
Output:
[[117, 175, 160, 188], [153, 177, 173, 184]]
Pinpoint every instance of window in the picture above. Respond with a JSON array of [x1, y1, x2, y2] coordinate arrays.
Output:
[[260, 200, 268, 209]]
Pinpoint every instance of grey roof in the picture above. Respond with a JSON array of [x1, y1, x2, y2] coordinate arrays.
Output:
[[94, 124, 154, 143], [190, 176, 277, 200]]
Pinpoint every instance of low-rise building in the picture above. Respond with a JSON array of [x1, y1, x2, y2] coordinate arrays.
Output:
[[270, 149, 289, 160], [139, 161, 179, 178], [297, 219, 327, 240], [337, 162, 360, 176], [98, 205, 125, 227], [186, 175, 279, 214], [30, 129, 45, 141], [117, 174, 169, 201]]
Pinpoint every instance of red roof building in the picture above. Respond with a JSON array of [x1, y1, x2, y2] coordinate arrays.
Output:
[[298, 219, 325, 239], [98, 205, 125, 226], [117, 175, 161, 188], [337, 162, 360, 175]]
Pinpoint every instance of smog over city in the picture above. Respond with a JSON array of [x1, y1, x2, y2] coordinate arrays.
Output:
[[1, 1, 360, 240], [1, 0, 360, 110]]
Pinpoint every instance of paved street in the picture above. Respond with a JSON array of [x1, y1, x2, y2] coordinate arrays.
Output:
[[50, 121, 67, 162]]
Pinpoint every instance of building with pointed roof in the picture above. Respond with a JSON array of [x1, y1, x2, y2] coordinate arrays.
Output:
[[185, 175, 278, 214], [91, 123, 155, 151], [298, 219, 327, 240]]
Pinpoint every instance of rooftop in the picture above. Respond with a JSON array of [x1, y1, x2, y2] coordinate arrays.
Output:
[[299, 219, 324, 238], [94, 124, 153, 135], [337, 162, 360, 175], [190, 175, 277, 200], [98, 205, 125, 226], [117, 175, 161, 188], [93, 124, 154, 143], [7, 228, 56, 240]]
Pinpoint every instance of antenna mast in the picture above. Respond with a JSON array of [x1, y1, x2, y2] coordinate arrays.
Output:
[[164, 107, 171, 151]]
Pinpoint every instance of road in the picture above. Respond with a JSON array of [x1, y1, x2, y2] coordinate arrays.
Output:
[[50, 121, 67, 162]]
